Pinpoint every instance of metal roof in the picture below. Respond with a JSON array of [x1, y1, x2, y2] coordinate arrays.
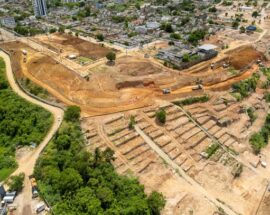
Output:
[[198, 44, 217, 51]]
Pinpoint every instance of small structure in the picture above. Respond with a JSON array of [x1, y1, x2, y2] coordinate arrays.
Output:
[[198, 44, 218, 53], [246, 25, 257, 32], [0, 184, 5, 199], [67, 54, 77, 59], [240, 6, 253, 11], [162, 88, 171, 94], [0, 17, 16, 29], [135, 26, 147, 34], [192, 84, 203, 91], [3, 196, 14, 204], [261, 161, 267, 168], [22, 50, 27, 55]]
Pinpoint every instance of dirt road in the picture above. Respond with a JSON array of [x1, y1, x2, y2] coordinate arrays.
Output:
[[0, 51, 64, 215]]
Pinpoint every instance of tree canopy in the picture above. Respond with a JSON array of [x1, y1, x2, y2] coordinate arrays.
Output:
[[8, 173, 25, 192], [0, 58, 52, 181], [64, 106, 81, 122], [106, 52, 116, 62], [35, 109, 165, 214], [156, 108, 166, 124]]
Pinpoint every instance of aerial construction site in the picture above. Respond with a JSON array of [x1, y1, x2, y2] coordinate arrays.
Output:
[[1, 10, 270, 214]]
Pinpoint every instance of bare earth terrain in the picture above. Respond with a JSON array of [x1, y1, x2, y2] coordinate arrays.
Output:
[[0, 38, 262, 116], [1, 24, 270, 214]]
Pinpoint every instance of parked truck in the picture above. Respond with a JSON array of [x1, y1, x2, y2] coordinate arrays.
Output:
[[3, 196, 14, 204], [192, 84, 203, 91], [35, 202, 45, 213], [29, 175, 38, 198], [162, 88, 171, 94]]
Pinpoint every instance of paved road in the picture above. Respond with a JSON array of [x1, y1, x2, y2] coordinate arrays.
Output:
[[134, 125, 238, 215], [0, 51, 64, 215]]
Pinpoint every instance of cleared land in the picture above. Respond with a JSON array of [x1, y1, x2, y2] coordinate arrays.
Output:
[[1, 39, 261, 115], [34, 33, 114, 60], [1, 27, 269, 214]]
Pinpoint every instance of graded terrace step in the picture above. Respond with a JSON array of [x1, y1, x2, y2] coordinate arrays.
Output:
[[125, 145, 150, 160], [155, 136, 172, 147], [166, 116, 190, 131], [148, 129, 164, 139], [168, 148, 182, 160], [181, 127, 201, 141], [110, 129, 134, 142], [114, 133, 140, 147], [174, 123, 196, 137], [129, 150, 153, 166], [136, 159, 155, 173], [119, 140, 146, 155], [185, 132, 207, 149]]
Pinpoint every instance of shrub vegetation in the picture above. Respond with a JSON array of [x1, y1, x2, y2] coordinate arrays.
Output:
[[34, 108, 165, 214], [0, 58, 52, 181], [231, 73, 259, 100], [156, 108, 166, 124], [249, 114, 270, 154], [173, 95, 209, 106]]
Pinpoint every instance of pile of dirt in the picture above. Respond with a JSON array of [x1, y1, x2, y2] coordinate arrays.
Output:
[[228, 46, 263, 70], [116, 79, 156, 89], [117, 56, 164, 76]]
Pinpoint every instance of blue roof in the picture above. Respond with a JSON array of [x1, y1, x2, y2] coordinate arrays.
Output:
[[246, 25, 256, 31]]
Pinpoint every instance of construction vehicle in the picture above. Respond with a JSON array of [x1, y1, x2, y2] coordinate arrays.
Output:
[[222, 63, 229, 68], [22, 50, 27, 55], [192, 84, 203, 91], [162, 88, 171, 94], [29, 175, 38, 198]]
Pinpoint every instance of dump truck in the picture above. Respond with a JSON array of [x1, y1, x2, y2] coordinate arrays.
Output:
[[162, 88, 171, 94], [29, 175, 38, 198], [192, 84, 203, 91]]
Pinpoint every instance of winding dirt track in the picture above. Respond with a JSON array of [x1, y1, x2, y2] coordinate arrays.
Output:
[[0, 51, 64, 215]]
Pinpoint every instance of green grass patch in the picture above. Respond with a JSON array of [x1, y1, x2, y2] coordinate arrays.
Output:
[[173, 95, 209, 106], [264, 92, 270, 102], [0, 168, 16, 182], [228, 67, 239, 76], [75, 56, 93, 65], [205, 143, 220, 158], [247, 107, 256, 123]]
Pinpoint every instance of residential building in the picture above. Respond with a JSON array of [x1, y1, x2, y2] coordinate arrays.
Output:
[[0, 16, 16, 28], [32, 0, 47, 17], [62, 0, 79, 3]]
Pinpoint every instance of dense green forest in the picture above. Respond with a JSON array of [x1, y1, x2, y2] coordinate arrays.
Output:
[[35, 106, 165, 215], [0, 58, 53, 181]]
